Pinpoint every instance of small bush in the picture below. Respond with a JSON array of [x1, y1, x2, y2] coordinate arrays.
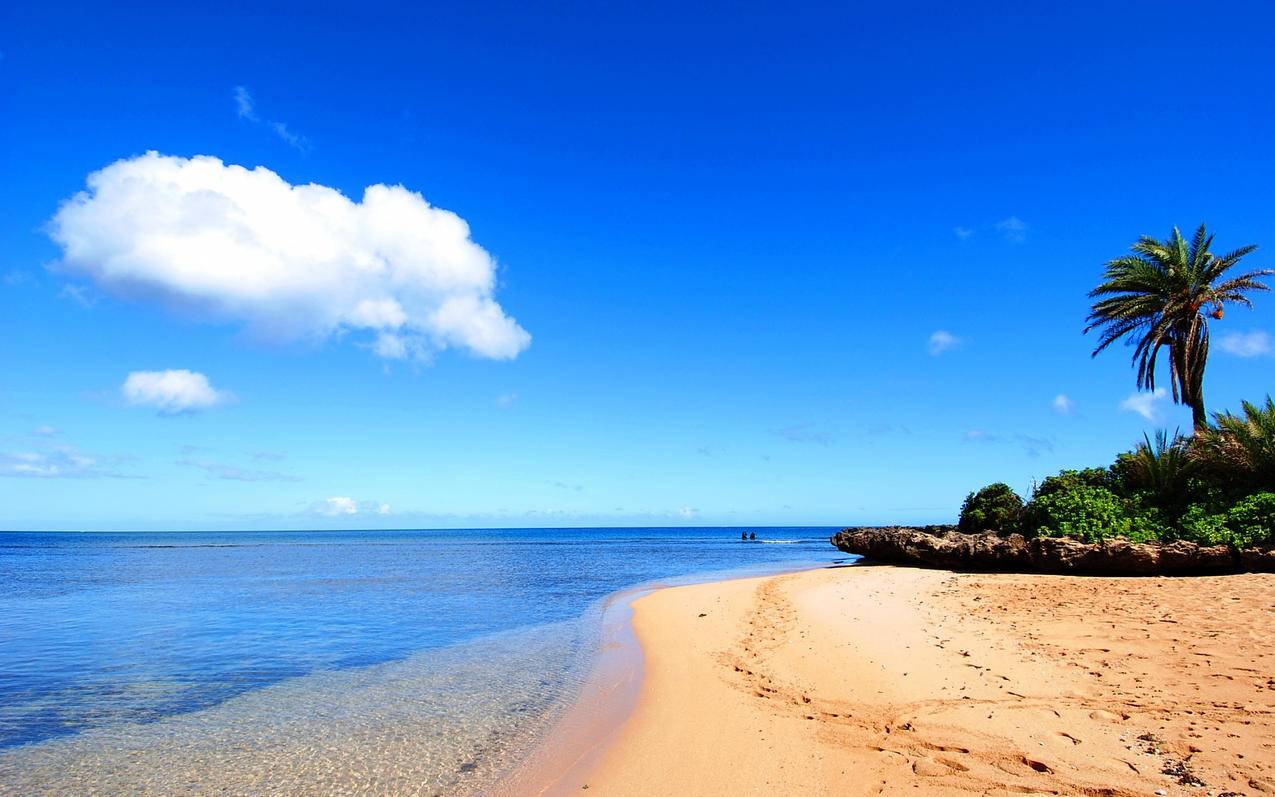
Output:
[[957, 483, 1024, 533], [1033, 468, 1115, 500], [1224, 492, 1275, 548], [1021, 483, 1142, 543], [1179, 503, 1230, 545]]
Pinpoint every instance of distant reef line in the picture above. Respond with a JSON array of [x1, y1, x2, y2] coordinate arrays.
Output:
[[831, 526, 1275, 575]]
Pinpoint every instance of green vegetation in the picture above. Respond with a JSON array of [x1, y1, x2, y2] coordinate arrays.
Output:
[[955, 225, 1273, 549], [1084, 224, 1271, 429], [961, 402, 1275, 547], [957, 483, 1023, 533]]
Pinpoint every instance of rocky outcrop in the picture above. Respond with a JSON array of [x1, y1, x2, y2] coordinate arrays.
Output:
[[830, 527, 1273, 575]]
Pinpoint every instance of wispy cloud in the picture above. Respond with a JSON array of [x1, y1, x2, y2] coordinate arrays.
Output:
[[1051, 394, 1074, 415], [995, 216, 1028, 243], [953, 226, 974, 240], [234, 86, 312, 152], [1217, 330, 1272, 358], [31, 425, 59, 437], [179, 459, 300, 482], [58, 283, 97, 307], [776, 424, 832, 445], [1120, 388, 1169, 421], [3, 270, 32, 287], [495, 392, 519, 408], [927, 330, 962, 356], [963, 430, 1054, 457], [0, 446, 132, 479], [122, 370, 235, 416]]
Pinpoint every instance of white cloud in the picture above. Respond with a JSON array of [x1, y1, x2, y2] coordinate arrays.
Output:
[[1120, 388, 1169, 421], [1217, 330, 1272, 358], [927, 330, 962, 356], [122, 369, 234, 415], [234, 87, 311, 152], [995, 216, 1028, 242], [1052, 394, 1074, 415], [495, 392, 519, 408], [234, 86, 256, 120], [311, 496, 388, 516], [953, 226, 973, 240], [50, 153, 530, 362], [0, 446, 128, 479], [318, 496, 359, 516], [32, 425, 59, 437]]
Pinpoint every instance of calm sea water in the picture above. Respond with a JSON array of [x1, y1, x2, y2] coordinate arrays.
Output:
[[0, 527, 845, 795]]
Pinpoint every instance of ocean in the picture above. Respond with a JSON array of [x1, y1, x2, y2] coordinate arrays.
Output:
[[0, 527, 847, 795]]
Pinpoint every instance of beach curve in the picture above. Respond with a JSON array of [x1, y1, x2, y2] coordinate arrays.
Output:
[[536, 565, 1275, 795]]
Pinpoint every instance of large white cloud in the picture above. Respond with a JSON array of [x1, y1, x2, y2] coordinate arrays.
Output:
[[49, 152, 530, 361], [123, 369, 234, 415]]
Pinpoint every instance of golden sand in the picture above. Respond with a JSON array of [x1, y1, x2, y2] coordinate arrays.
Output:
[[522, 565, 1275, 795]]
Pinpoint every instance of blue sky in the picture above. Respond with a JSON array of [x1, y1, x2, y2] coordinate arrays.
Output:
[[2, 1, 1274, 530]]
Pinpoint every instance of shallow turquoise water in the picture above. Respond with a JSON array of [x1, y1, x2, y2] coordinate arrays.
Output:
[[0, 527, 845, 794]]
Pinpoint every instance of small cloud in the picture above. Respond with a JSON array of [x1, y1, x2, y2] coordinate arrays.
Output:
[[927, 330, 962, 356], [179, 459, 300, 482], [495, 392, 519, 408], [963, 429, 1054, 457], [234, 86, 257, 120], [233, 86, 311, 152], [0, 446, 129, 479], [1120, 388, 1169, 422], [3, 270, 32, 287], [58, 284, 97, 307], [31, 425, 59, 437], [553, 481, 583, 492], [953, 226, 974, 240], [695, 446, 713, 457], [678, 506, 697, 519], [776, 424, 832, 445], [122, 369, 234, 415], [1052, 394, 1074, 415], [995, 216, 1028, 243], [1217, 330, 1272, 358], [317, 496, 358, 516], [308, 496, 388, 517]]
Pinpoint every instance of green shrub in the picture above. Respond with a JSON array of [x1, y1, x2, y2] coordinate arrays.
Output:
[[1225, 492, 1275, 547], [957, 483, 1024, 533], [1179, 503, 1230, 545], [1022, 483, 1147, 542], [1178, 492, 1275, 548], [1033, 468, 1115, 500]]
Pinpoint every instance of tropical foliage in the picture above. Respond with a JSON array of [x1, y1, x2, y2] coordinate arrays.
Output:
[[961, 396, 1275, 548], [1084, 224, 1271, 429], [957, 483, 1023, 533]]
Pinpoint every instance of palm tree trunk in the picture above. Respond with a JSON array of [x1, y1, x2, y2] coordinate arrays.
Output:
[[1191, 395, 1207, 432]]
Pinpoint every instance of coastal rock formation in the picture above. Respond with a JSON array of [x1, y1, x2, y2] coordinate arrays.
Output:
[[830, 527, 1274, 575]]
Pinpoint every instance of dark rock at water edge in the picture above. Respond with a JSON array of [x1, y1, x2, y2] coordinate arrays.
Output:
[[830, 527, 1275, 575]]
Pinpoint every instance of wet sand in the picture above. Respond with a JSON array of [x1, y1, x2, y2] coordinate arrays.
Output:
[[550, 565, 1275, 795]]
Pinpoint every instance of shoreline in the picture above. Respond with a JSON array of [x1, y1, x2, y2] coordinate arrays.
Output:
[[492, 560, 840, 796], [522, 564, 1275, 795]]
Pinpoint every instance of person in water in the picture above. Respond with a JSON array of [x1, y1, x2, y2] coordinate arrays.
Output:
[[749, 531, 756, 540]]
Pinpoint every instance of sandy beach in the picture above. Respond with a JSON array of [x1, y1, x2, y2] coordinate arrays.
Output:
[[544, 564, 1275, 796]]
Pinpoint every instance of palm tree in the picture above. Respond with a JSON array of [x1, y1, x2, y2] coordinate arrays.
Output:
[[1085, 224, 1272, 430]]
